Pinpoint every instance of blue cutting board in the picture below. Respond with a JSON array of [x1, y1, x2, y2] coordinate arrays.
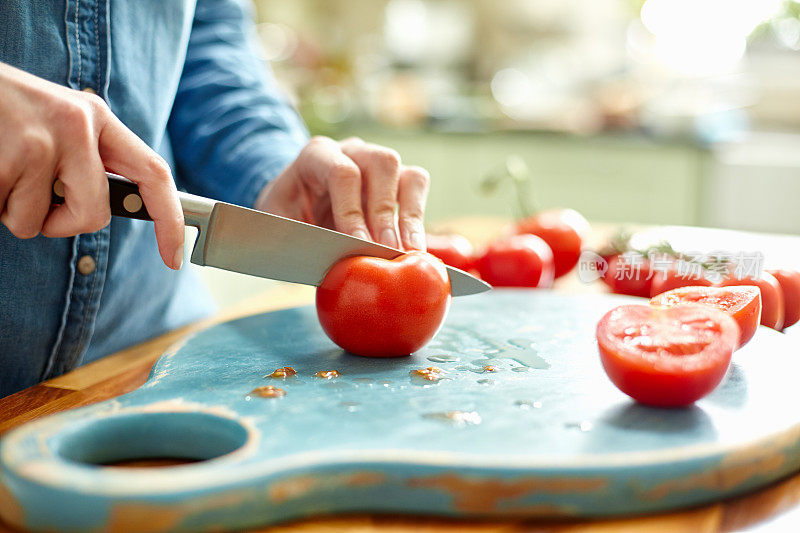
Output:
[[2, 290, 800, 532]]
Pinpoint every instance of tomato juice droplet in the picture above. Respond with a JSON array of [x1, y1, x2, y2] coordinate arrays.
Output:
[[248, 385, 286, 398], [266, 366, 297, 379], [410, 367, 446, 382], [315, 370, 341, 379]]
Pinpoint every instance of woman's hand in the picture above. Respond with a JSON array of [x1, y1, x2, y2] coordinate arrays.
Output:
[[255, 136, 430, 251], [0, 63, 185, 269]]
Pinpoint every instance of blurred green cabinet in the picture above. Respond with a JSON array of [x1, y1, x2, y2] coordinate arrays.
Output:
[[342, 129, 710, 226]]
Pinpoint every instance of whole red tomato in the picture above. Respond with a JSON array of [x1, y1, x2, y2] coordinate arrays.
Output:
[[515, 208, 590, 279], [603, 253, 653, 298], [719, 272, 785, 331], [650, 286, 761, 349], [649, 264, 713, 297], [425, 233, 474, 272], [474, 234, 554, 288], [766, 269, 800, 330], [316, 252, 451, 357], [596, 304, 739, 407]]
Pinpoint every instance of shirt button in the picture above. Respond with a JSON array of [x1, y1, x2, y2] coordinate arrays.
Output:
[[78, 255, 96, 275], [81, 87, 96, 94]]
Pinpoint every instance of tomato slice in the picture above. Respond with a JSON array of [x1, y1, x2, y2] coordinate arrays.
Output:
[[649, 286, 761, 349], [719, 273, 785, 331], [649, 266, 713, 297], [596, 305, 739, 407], [766, 269, 800, 330]]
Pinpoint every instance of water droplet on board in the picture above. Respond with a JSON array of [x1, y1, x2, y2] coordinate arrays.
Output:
[[340, 401, 360, 412], [423, 411, 482, 427], [565, 421, 593, 432], [511, 367, 530, 373], [476, 378, 495, 386], [352, 378, 373, 387], [315, 370, 340, 379], [427, 354, 460, 363], [247, 385, 286, 399], [514, 400, 542, 410], [378, 379, 392, 387]]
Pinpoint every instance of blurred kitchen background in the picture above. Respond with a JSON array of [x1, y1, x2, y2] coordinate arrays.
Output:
[[198, 0, 800, 306]]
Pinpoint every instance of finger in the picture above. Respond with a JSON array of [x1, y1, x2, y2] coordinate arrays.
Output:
[[339, 142, 401, 248], [40, 146, 110, 239], [299, 137, 370, 240], [97, 114, 184, 269], [397, 165, 430, 251], [0, 133, 57, 239], [0, 167, 52, 239]]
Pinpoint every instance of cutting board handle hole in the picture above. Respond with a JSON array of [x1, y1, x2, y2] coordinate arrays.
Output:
[[53, 411, 248, 468]]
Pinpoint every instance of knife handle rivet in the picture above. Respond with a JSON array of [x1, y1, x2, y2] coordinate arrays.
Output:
[[53, 179, 65, 198], [123, 193, 143, 213]]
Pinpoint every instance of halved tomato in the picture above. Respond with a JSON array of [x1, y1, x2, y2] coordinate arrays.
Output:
[[766, 269, 800, 330], [649, 265, 713, 297], [596, 304, 739, 407], [719, 272, 785, 331], [649, 286, 761, 349]]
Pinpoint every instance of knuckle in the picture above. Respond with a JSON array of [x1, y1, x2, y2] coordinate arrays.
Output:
[[20, 131, 54, 162], [403, 166, 430, 188], [338, 206, 365, 224], [145, 154, 172, 182], [58, 101, 93, 134], [371, 148, 401, 174], [328, 163, 359, 186], [309, 135, 331, 147], [370, 200, 397, 220]]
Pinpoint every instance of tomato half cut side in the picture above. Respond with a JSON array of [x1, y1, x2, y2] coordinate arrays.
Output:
[[719, 273, 785, 331], [650, 286, 761, 349], [596, 304, 739, 407]]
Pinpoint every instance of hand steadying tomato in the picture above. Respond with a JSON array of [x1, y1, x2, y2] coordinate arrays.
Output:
[[766, 270, 800, 330], [719, 272, 785, 331], [603, 253, 653, 298], [650, 286, 761, 349], [649, 264, 712, 297], [515, 208, 590, 279], [425, 233, 474, 272], [596, 304, 739, 407], [474, 234, 554, 288], [316, 252, 450, 357]]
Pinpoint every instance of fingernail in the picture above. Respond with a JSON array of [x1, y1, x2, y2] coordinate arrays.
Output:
[[354, 229, 371, 241], [173, 246, 184, 270], [408, 231, 425, 251], [381, 228, 399, 248]]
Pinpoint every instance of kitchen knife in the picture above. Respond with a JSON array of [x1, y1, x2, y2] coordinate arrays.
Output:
[[51, 173, 490, 297]]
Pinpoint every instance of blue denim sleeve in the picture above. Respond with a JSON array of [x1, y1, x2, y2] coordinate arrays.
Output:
[[167, 0, 309, 207]]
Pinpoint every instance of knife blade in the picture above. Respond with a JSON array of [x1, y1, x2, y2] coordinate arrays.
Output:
[[52, 173, 491, 297]]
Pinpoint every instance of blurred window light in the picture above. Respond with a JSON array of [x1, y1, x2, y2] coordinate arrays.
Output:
[[637, 0, 783, 76], [383, 0, 473, 65], [256, 22, 297, 62], [490, 68, 532, 109]]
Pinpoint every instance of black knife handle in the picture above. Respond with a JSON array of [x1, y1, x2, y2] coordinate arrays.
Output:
[[51, 173, 153, 221]]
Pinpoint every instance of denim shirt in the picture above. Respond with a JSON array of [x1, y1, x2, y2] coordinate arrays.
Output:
[[0, 0, 308, 397]]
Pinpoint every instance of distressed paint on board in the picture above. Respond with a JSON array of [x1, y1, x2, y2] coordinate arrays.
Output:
[[2, 291, 800, 532]]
